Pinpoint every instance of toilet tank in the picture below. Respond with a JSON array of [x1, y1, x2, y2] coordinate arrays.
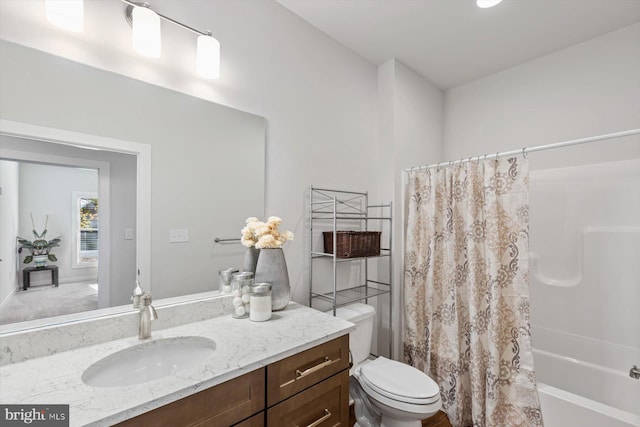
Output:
[[333, 303, 376, 365]]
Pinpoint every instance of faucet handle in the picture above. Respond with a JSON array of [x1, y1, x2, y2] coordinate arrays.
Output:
[[141, 292, 153, 305], [131, 281, 145, 308], [142, 293, 158, 320]]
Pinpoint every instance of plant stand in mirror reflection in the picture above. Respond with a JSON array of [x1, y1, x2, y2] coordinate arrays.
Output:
[[17, 214, 61, 268], [22, 265, 59, 291]]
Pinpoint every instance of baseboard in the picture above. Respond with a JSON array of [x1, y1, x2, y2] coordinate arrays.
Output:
[[0, 287, 17, 312], [19, 275, 97, 287], [349, 404, 451, 427]]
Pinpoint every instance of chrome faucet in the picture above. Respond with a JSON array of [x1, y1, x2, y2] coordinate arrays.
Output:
[[138, 293, 158, 340], [630, 365, 640, 380]]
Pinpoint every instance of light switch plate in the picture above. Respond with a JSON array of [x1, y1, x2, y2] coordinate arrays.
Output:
[[169, 229, 189, 243], [124, 228, 134, 240]]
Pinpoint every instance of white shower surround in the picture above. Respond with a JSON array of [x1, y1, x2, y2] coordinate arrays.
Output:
[[529, 159, 640, 427]]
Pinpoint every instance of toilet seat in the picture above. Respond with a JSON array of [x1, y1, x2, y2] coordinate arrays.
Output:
[[357, 357, 440, 405]]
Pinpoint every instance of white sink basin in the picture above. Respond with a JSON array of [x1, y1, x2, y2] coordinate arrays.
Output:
[[81, 336, 216, 387]]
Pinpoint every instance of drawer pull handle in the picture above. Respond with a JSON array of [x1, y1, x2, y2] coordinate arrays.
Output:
[[298, 409, 331, 427], [280, 357, 338, 388], [296, 357, 335, 379]]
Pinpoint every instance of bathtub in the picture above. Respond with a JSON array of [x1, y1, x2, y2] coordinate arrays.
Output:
[[528, 159, 640, 427], [533, 347, 640, 427]]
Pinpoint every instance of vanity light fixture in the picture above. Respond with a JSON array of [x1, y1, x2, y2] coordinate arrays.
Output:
[[477, 0, 504, 8], [45, 0, 84, 32], [131, 4, 161, 58], [197, 31, 221, 79], [123, 0, 220, 79]]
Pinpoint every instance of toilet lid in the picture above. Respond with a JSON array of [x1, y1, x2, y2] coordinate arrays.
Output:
[[359, 357, 440, 405]]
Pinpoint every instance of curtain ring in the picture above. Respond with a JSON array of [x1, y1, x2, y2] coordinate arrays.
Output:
[[522, 147, 528, 158], [483, 153, 489, 161]]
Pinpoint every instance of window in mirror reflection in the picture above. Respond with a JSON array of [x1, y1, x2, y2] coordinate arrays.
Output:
[[74, 192, 99, 267]]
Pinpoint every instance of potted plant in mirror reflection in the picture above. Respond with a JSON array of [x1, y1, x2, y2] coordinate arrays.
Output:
[[241, 216, 294, 310], [17, 214, 61, 268]]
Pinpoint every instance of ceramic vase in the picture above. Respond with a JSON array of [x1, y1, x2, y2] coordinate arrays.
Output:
[[242, 246, 260, 273], [33, 255, 47, 268], [254, 248, 290, 311]]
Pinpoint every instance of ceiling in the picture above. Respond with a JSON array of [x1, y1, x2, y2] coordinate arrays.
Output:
[[277, 0, 640, 89]]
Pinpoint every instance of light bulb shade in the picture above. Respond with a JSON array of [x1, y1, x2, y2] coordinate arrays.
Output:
[[132, 6, 161, 58], [197, 34, 220, 79], [45, 0, 84, 32], [477, 0, 503, 8]]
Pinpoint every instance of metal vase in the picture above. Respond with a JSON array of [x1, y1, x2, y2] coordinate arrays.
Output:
[[242, 247, 260, 273], [254, 248, 290, 311]]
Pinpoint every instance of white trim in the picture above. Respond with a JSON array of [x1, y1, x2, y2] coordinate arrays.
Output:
[[72, 191, 99, 270], [0, 119, 151, 317], [398, 170, 407, 361]]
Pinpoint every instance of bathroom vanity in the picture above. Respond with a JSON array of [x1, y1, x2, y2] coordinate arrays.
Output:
[[116, 335, 349, 426], [0, 299, 353, 426]]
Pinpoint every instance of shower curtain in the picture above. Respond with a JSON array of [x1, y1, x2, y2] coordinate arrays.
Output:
[[403, 156, 543, 427]]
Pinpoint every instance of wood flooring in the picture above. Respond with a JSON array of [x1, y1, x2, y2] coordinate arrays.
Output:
[[348, 405, 453, 427]]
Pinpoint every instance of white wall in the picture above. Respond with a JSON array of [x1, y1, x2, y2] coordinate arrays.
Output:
[[443, 23, 640, 167], [18, 163, 98, 285], [0, 160, 19, 310], [376, 59, 444, 357]]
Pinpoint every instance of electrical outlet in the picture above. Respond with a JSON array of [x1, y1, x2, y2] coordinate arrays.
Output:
[[169, 229, 189, 243]]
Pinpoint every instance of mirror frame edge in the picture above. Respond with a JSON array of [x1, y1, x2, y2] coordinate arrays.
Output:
[[0, 118, 151, 333]]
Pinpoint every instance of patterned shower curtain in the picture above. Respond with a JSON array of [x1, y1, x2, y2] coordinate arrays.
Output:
[[403, 156, 543, 427]]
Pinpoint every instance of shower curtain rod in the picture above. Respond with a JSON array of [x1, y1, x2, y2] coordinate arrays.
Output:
[[404, 128, 640, 172]]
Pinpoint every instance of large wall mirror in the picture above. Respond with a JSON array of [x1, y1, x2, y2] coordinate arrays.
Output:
[[0, 40, 266, 332]]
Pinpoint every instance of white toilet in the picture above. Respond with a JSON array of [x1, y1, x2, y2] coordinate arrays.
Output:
[[333, 303, 442, 427]]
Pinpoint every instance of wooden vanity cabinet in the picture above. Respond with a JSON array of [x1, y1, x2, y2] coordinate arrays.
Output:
[[267, 334, 350, 427], [115, 368, 265, 427], [115, 335, 349, 427], [232, 412, 265, 427], [267, 369, 348, 427]]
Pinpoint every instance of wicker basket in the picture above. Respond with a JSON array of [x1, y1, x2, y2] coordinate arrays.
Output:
[[322, 231, 381, 258]]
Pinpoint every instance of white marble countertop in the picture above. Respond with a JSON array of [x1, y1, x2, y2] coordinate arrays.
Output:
[[0, 302, 354, 426]]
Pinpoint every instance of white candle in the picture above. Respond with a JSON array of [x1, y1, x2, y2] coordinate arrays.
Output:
[[249, 283, 272, 322]]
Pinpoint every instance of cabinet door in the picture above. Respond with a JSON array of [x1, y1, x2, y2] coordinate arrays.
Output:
[[267, 370, 349, 427], [267, 335, 349, 406], [232, 412, 265, 427], [115, 368, 265, 427]]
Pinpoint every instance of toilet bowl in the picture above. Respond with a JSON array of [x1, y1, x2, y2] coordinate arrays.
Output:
[[332, 303, 442, 427]]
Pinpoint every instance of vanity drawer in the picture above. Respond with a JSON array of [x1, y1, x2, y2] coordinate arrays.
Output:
[[115, 368, 265, 427], [267, 334, 349, 406], [267, 370, 349, 427]]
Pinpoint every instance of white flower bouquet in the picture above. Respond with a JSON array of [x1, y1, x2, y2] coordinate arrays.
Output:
[[241, 216, 294, 249]]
